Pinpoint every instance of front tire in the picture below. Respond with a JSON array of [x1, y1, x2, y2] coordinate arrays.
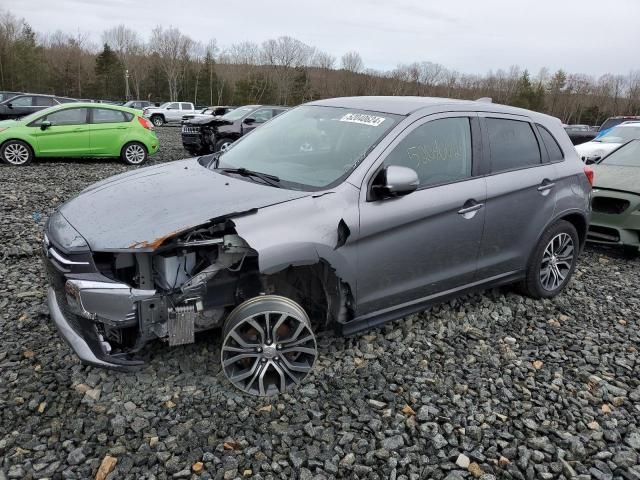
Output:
[[221, 295, 317, 396], [520, 220, 579, 298], [214, 138, 234, 152], [121, 142, 148, 165], [1, 140, 33, 166]]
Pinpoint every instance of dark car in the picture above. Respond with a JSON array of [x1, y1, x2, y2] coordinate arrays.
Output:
[[597, 116, 640, 137], [0, 91, 23, 103], [0, 94, 77, 119], [181, 105, 288, 155], [564, 124, 597, 145], [44, 96, 592, 396], [122, 100, 155, 111]]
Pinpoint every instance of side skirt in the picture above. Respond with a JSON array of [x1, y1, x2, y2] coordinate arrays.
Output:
[[340, 270, 523, 336]]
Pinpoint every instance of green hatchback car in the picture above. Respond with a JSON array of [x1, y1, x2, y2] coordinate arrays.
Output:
[[0, 102, 159, 166]]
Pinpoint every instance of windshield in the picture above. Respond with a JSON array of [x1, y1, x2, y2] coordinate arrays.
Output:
[[601, 141, 640, 167], [596, 125, 640, 143], [214, 105, 402, 190], [158, 102, 170, 109], [221, 106, 255, 122]]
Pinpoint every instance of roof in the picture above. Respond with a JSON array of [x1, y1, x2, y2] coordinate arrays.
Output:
[[306, 96, 552, 119], [44, 102, 140, 115]]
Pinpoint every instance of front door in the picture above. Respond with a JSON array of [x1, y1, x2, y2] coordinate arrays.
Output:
[[356, 113, 487, 315], [31, 107, 90, 156]]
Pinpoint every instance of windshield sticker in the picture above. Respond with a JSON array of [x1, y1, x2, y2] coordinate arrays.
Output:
[[339, 113, 386, 127]]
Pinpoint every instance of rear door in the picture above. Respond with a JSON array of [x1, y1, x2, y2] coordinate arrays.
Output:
[[476, 114, 559, 279], [356, 113, 487, 315], [89, 108, 133, 155], [30, 107, 90, 156]]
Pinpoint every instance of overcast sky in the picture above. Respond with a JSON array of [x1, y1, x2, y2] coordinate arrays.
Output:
[[6, 0, 640, 77]]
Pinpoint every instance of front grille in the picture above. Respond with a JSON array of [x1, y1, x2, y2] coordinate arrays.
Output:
[[592, 197, 630, 215], [182, 126, 200, 134]]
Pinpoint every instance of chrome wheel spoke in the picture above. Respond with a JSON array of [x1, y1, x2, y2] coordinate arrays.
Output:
[[221, 299, 317, 396], [540, 233, 574, 291]]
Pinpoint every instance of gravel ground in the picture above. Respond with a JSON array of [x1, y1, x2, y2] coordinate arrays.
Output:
[[1, 127, 639, 480]]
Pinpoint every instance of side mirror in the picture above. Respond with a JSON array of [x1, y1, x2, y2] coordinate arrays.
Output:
[[585, 156, 600, 165], [6, 102, 12, 109], [166, 106, 173, 110], [373, 165, 419, 199], [40, 120, 52, 130], [243, 117, 256, 125]]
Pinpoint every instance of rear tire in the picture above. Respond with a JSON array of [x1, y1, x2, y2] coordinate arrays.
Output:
[[221, 295, 317, 396], [1, 139, 33, 166], [150, 115, 164, 127], [520, 220, 579, 298], [121, 142, 148, 165], [215, 138, 234, 152]]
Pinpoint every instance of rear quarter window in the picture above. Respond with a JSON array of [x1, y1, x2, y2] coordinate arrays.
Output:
[[486, 118, 541, 173], [537, 125, 564, 162]]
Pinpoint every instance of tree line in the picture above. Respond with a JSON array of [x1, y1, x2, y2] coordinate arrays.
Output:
[[1, 9, 639, 125]]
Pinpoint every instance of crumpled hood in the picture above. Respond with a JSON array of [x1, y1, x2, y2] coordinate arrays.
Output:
[[59, 158, 310, 251], [575, 141, 620, 159], [186, 116, 233, 126], [592, 164, 640, 195]]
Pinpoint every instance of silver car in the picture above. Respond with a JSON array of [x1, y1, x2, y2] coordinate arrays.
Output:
[[43, 96, 592, 396]]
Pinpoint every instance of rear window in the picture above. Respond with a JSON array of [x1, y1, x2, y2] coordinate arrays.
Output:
[[537, 125, 564, 162], [599, 118, 640, 131], [92, 108, 131, 123], [34, 96, 55, 106], [486, 118, 541, 173]]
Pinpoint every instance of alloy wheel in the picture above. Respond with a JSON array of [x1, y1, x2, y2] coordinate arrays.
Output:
[[221, 297, 317, 396], [219, 141, 232, 152], [540, 232, 574, 291], [124, 144, 146, 164], [3, 143, 30, 165]]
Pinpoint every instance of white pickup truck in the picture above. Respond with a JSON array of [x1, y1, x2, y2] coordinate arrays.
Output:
[[143, 102, 199, 127]]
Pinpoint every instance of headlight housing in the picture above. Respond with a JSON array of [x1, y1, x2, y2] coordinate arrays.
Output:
[[47, 211, 89, 252]]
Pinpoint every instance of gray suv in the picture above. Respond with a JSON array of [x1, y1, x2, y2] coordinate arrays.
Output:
[[43, 96, 592, 396]]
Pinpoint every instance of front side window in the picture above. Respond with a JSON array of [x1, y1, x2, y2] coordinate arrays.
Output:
[[537, 125, 564, 162], [167, 102, 179, 110], [251, 108, 275, 123], [92, 108, 128, 124], [10, 96, 33, 107], [384, 117, 472, 188], [486, 118, 541, 172], [213, 105, 401, 190], [40, 108, 88, 126], [222, 106, 255, 122]]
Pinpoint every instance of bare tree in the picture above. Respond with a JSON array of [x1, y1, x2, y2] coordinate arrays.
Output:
[[150, 26, 193, 101], [341, 51, 364, 73]]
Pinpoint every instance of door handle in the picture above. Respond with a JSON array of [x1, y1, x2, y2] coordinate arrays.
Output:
[[458, 201, 484, 215], [537, 180, 555, 192]]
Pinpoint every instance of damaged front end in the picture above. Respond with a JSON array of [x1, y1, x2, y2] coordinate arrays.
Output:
[[45, 218, 261, 370]]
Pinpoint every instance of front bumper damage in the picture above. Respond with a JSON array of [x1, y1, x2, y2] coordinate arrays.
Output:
[[44, 221, 256, 370]]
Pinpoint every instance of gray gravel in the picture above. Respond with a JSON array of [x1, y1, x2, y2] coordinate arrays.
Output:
[[1, 127, 639, 479]]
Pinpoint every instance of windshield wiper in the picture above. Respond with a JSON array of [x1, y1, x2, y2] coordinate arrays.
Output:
[[221, 167, 281, 187]]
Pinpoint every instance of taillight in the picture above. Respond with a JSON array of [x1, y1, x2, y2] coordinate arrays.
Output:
[[138, 116, 153, 130], [584, 166, 594, 186]]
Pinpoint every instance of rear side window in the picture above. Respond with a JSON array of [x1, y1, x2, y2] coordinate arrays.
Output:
[[180, 103, 191, 110], [385, 117, 473, 188], [537, 125, 564, 162], [486, 118, 541, 173], [92, 108, 129, 124], [34, 96, 55, 106]]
